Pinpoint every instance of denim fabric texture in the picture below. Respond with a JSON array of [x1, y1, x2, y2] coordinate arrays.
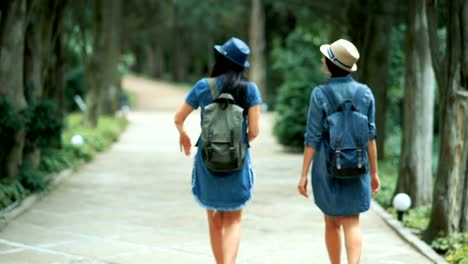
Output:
[[304, 75, 377, 216], [185, 76, 262, 211]]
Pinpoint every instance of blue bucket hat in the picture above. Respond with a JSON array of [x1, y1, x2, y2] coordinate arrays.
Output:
[[214, 37, 250, 68]]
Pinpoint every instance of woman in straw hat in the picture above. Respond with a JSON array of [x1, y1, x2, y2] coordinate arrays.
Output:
[[297, 39, 381, 264], [174, 37, 262, 264]]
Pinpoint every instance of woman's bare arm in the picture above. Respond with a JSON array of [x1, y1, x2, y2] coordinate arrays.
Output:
[[174, 103, 194, 155], [247, 104, 261, 143]]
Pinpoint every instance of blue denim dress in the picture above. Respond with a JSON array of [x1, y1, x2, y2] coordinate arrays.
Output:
[[304, 76, 377, 216], [185, 76, 262, 211]]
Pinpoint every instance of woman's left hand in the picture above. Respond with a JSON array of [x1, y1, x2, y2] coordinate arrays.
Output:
[[179, 132, 192, 156]]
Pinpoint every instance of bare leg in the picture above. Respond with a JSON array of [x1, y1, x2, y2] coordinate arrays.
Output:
[[222, 210, 242, 264], [207, 210, 224, 264], [325, 215, 342, 264], [342, 215, 362, 264]]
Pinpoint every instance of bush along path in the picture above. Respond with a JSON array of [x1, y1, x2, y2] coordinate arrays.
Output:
[[0, 76, 437, 264], [0, 111, 128, 219]]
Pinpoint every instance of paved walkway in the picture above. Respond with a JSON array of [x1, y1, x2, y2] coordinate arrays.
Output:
[[0, 76, 432, 263]]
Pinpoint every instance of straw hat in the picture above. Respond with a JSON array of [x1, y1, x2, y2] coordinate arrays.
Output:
[[320, 39, 360, 72], [214, 37, 250, 68]]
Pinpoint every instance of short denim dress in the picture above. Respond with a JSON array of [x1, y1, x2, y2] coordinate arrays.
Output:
[[304, 75, 377, 216], [185, 76, 262, 211]]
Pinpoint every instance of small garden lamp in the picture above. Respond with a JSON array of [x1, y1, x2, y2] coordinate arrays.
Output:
[[392, 193, 411, 221], [71, 134, 84, 146]]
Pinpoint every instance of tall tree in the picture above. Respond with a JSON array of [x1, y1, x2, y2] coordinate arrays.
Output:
[[249, 0, 267, 100], [100, 0, 122, 115], [23, 0, 47, 170], [42, 0, 68, 114], [0, 0, 27, 180], [84, 0, 105, 127], [347, 0, 394, 160], [395, 0, 434, 206], [170, 2, 189, 82], [424, 0, 468, 241], [23, 0, 68, 168]]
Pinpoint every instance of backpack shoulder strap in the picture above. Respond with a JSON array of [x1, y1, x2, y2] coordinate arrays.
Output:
[[352, 86, 367, 113], [321, 85, 339, 115], [207, 78, 219, 100]]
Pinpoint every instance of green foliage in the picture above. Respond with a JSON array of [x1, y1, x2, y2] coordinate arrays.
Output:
[[39, 114, 127, 175], [402, 206, 431, 230], [272, 25, 327, 150], [373, 160, 398, 208], [432, 233, 468, 264], [0, 112, 127, 211], [0, 99, 24, 169], [62, 114, 126, 152], [65, 66, 85, 113], [63, 144, 95, 162], [273, 80, 314, 151], [374, 161, 431, 230], [384, 25, 405, 162], [18, 163, 48, 193], [39, 148, 75, 174], [63, 16, 89, 113], [24, 100, 63, 148], [0, 180, 25, 210], [118, 53, 136, 76]]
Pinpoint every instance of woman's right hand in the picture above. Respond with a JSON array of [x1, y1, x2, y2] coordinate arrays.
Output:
[[179, 132, 192, 156], [298, 176, 309, 198], [371, 174, 381, 195]]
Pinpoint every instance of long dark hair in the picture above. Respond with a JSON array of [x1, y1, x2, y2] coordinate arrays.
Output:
[[210, 51, 249, 110], [325, 58, 350, 77]]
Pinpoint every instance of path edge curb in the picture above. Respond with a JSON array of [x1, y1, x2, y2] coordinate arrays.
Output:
[[0, 169, 74, 232], [371, 200, 448, 264]]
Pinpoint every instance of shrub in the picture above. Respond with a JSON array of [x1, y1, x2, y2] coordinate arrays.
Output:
[[432, 233, 468, 264], [39, 148, 75, 173], [24, 100, 63, 148], [0, 99, 24, 171], [272, 26, 327, 150], [373, 160, 398, 208], [402, 206, 431, 230], [0, 112, 127, 210], [0, 180, 25, 210], [18, 163, 48, 193]]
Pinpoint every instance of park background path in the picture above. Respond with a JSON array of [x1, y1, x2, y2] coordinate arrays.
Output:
[[0, 75, 432, 263]]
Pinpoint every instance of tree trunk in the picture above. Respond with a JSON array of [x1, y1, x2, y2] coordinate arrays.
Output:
[[24, 1, 44, 106], [0, 0, 27, 181], [100, 0, 122, 116], [170, 2, 188, 83], [348, 0, 391, 160], [85, 0, 104, 127], [23, 0, 46, 170], [396, 0, 434, 207], [154, 38, 164, 78], [424, 0, 468, 241], [249, 0, 267, 101], [42, 0, 67, 114], [172, 30, 188, 82], [144, 42, 156, 77]]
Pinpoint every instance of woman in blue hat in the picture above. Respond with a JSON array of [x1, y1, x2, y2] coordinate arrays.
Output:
[[174, 37, 262, 264], [297, 39, 381, 264]]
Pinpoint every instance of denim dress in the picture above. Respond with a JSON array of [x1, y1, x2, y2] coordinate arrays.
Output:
[[304, 76, 377, 216], [185, 76, 262, 211]]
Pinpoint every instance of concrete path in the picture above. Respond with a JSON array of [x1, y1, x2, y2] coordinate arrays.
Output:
[[0, 76, 432, 263]]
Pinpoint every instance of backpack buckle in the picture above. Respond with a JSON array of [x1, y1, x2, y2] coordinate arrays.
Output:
[[357, 149, 363, 168], [336, 150, 342, 170]]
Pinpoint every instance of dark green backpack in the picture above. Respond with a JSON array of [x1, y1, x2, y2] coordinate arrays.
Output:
[[200, 78, 245, 172]]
